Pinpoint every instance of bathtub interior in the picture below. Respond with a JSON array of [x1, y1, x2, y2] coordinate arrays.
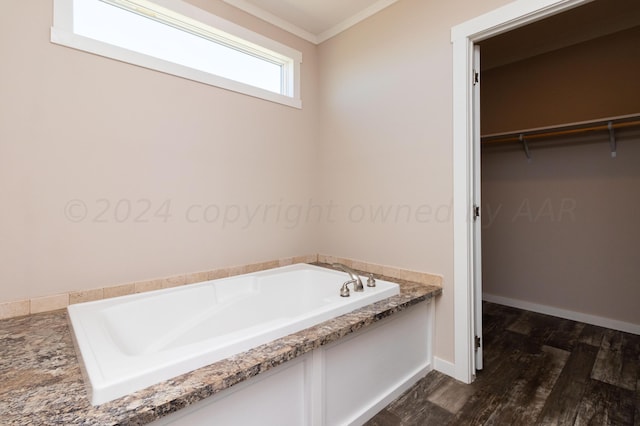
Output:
[[67, 264, 400, 405]]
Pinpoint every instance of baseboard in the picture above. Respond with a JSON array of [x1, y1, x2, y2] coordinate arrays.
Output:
[[483, 293, 640, 335], [433, 356, 456, 378]]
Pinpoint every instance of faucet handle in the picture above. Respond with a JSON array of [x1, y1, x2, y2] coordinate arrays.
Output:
[[340, 279, 358, 297], [367, 273, 376, 287]]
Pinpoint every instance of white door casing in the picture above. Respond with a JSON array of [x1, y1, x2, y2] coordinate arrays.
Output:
[[472, 44, 483, 372], [450, 0, 593, 384]]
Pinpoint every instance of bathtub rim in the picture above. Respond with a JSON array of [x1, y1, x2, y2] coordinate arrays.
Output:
[[67, 263, 403, 405]]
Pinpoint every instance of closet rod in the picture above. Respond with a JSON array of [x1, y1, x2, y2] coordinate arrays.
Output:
[[481, 113, 640, 145]]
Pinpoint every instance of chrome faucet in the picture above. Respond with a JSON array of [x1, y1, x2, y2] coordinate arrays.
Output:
[[332, 263, 364, 293]]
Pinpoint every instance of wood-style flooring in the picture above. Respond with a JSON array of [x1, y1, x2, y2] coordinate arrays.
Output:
[[366, 302, 640, 425]]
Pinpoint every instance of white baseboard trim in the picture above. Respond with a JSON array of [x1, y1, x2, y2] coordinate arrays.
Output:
[[433, 356, 456, 378], [483, 293, 640, 335]]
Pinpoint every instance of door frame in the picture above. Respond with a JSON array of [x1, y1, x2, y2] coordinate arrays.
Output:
[[450, 0, 593, 384]]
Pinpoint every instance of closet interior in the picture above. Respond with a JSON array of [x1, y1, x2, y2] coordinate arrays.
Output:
[[478, 0, 640, 332]]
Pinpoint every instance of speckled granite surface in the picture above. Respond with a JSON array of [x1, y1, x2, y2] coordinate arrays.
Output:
[[0, 264, 441, 425]]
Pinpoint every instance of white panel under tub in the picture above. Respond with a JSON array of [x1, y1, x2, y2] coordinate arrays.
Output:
[[150, 300, 433, 425], [323, 302, 431, 425], [152, 356, 310, 426]]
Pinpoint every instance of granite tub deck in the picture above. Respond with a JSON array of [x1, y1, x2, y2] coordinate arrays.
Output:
[[0, 264, 442, 425]]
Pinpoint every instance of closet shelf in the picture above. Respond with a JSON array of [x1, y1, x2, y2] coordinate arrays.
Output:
[[481, 113, 640, 159]]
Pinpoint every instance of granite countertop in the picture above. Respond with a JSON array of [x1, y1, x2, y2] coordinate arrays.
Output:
[[0, 264, 441, 425]]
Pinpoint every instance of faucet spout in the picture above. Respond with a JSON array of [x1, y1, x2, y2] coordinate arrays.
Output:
[[332, 263, 364, 292]]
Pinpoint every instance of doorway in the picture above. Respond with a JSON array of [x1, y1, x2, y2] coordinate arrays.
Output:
[[453, 0, 640, 384], [451, 0, 594, 385], [477, 0, 640, 371]]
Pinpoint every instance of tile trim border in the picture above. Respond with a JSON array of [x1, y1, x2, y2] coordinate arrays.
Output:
[[317, 254, 443, 287], [0, 254, 442, 320]]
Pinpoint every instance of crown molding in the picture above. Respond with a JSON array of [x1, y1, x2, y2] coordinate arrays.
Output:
[[223, 0, 399, 45], [222, 0, 318, 43], [317, 0, 399, 43]]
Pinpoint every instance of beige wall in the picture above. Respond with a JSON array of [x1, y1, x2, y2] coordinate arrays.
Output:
[[317, 0, 512, 362], [0, 0, 520, 365], [481, 26, 640, 134], [0, 1, 319, 301], [481, 27, 640, 325]]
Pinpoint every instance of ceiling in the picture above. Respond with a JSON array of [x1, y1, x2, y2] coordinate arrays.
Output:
[[222, 0, 399, 44], [221, 0, 640, 52], [480, 0, 640, 70]]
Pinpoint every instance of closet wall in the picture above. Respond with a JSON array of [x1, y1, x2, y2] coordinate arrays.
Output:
[[480, 26, 640, 328]]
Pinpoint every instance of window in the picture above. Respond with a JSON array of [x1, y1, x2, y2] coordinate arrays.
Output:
[[51, 0, 302, 108]]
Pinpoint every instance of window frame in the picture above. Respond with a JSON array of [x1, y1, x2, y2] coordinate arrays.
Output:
[[51, 0, 302, 108]]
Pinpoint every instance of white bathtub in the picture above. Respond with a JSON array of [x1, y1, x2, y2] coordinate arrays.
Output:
[[67, 263, 400, 405]]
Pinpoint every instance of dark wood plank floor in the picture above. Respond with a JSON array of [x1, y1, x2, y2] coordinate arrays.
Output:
[[366, 302, 640, 425]]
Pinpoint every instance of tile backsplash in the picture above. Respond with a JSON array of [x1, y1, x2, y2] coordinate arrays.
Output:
[[0, 254, 442, 320]]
